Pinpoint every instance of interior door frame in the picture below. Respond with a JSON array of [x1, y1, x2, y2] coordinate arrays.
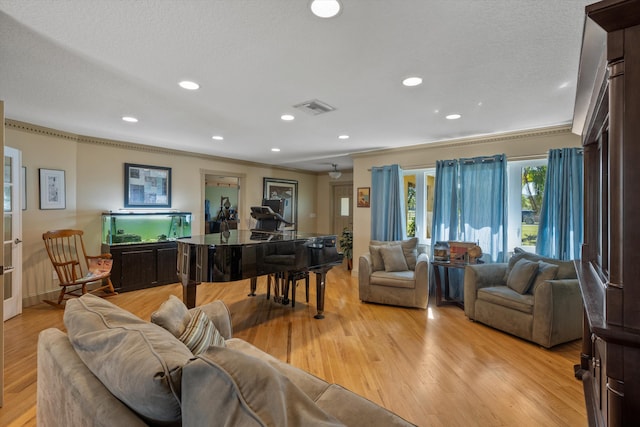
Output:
[[3, 146, 22, 320]]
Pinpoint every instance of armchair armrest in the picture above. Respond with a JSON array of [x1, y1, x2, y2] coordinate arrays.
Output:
[[532, 279, 582, 348], [189, 300, 233, 339], [358, 253, 373, 301], [463, 263, 508, 319], [414, 253, 430, 307]]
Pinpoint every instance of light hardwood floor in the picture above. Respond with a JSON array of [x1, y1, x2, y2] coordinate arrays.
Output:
[[1, 265, 586, 427]]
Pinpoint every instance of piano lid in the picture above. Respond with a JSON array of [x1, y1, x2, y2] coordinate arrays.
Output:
[[177, 230, 336, 247]]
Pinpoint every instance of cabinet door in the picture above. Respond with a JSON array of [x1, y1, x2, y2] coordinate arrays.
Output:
[[157, 245, 178, 284], [120, 248, 156, 289]]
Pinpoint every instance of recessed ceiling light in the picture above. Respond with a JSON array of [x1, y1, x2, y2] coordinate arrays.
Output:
[[212, 135, 224, 141], [402, 76, 423, 87], [446, 114, 461, 120], [281, 114, 295, 121], [310, 0, 341, 18], [271, 148, 281, 152], [338, 135, 350, 140], [122, 116, 138, 123], [179, 81, 200, 90]]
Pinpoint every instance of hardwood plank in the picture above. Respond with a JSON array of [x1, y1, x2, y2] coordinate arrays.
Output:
[[0, 266, 586, 426]]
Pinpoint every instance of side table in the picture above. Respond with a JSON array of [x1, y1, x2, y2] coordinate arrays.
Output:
[[431, 260, 483, 308]]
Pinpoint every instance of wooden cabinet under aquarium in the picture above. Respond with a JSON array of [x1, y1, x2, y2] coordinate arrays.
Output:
[[101, 211, 192, 292]]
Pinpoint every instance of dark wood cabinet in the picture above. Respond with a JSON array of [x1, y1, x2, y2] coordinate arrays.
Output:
[[574, 1, 640, 425], [102, 242, 178, 292]]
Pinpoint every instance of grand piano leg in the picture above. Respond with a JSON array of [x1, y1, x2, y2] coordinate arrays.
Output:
[[248, 277, 257, 296], [314, 270, 327, 319]]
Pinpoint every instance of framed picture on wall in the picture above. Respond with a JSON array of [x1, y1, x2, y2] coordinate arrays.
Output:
[[263, 178, 298, 230], [357, 187, 370, 208], [39, 168, 66, 210], [124, 163, 171, 208]]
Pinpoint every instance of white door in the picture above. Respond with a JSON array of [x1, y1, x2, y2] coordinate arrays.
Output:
[[332, 184, 353, 235], [3, 147, 22, 320]]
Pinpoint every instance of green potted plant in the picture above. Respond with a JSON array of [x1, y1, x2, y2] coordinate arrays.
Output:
[[339, 228, 353, 270]]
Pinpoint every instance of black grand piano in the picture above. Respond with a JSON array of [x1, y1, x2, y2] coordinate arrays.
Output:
[[176, 229, 343, 319]]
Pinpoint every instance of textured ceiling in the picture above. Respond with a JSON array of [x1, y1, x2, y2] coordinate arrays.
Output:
[[0, 0, 591, 172]]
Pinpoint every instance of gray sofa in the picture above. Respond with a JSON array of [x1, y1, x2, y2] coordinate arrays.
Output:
[[358, 238, 429, 309], [463, 248, 582, 348], [37, 294, 414, 426]]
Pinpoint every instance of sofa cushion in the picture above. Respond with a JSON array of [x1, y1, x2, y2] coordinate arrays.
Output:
[[151, 294, 191, 337], [64, 294, 192, 424], [183, 346, 344, 426], [369, 245, 386, 272], [315, 384, 414, 426], [531, 261, 559, 293], [370, 271, 416, 289], [380, 245, 409, 272], [371, 238, 419, 270], [178, 308, 226, 355], [505, 247, 576, 281], [477, 286, 535, 314], [506, 258, 539, 294]]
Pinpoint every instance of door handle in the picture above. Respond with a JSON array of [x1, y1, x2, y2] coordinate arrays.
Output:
[[14, 238, 22, 244]]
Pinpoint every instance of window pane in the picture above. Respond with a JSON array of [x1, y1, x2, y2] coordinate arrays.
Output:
[[425, 174, 434, 239], [404, 175, 416, 237], [521, 166, 546, 247], [4, 213, 11, 241], [340, 197, 349, 216]]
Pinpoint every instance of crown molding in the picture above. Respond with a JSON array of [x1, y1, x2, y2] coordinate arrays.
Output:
[[351, 124, 574, 160], [4, 119, 316, 176]]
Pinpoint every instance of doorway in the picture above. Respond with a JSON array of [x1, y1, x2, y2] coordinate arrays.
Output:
[[204, 175, 240, 233], [332, 183, 353, 235], [3, 147, 23, 320]]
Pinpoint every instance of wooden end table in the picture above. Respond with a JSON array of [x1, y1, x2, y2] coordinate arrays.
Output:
[[431, 260, 483, 308]]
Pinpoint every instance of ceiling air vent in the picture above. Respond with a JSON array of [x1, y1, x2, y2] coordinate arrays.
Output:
[[293, 99, 336, 115]]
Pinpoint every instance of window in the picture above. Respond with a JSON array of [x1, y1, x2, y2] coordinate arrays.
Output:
[[403, 169, 435, 241], [507, 159, 547, 253], [405, 158, 547, 255]]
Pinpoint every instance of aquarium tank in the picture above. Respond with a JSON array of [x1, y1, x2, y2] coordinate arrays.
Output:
[[102, 212, 192, 245]]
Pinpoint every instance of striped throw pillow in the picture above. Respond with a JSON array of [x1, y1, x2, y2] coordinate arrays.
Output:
[[178, 309, 226, 355]]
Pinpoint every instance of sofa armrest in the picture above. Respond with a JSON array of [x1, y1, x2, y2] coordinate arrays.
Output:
[[358, 253, 373, 300], [463, 263, 508, 319], [532, 279, 583, 348], [189, 300, 233, 339], [414, 253, 430, 308]]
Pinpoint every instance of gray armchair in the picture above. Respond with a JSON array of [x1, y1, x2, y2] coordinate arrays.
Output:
[[463, 248, 582, 348], [358, 239, 429, 309]]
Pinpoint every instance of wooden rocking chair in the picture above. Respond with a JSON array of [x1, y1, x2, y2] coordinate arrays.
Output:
[[42, 229, 117, 307]]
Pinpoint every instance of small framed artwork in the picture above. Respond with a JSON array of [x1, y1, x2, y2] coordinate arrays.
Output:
[[263, 178, 298, 230], [124, 163, 171, 208], [357, 187, 370, 208], [39, 168, 66, 210]]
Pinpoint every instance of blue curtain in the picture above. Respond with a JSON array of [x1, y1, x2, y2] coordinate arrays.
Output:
[[430, 159, 460, 297], [371, 164, 406, 241], [430, 155, 508, 298], [536, 148, 583, 260], [431, 160, 459, 243], [459, 154, 508, 262]]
